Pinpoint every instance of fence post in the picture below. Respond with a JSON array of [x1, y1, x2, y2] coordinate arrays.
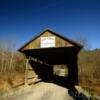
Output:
[[25, 58, 29, 86]]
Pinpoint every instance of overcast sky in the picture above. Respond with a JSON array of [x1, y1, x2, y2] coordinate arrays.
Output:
[[0, 0, 100, 50]]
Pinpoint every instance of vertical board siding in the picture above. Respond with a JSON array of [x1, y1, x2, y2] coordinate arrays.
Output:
[[23, 31, 74, 50]]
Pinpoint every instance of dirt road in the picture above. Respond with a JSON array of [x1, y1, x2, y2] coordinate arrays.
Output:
[[2, 82, 73, 100]]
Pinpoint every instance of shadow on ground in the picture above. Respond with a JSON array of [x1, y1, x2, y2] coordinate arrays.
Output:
[[68, 89, 88, 100]]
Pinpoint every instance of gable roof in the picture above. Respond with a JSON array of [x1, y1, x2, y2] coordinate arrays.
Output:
[[18, 29, 83, 52]]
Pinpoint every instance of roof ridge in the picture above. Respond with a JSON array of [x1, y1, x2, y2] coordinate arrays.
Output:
[[18, 29, 83, 51]]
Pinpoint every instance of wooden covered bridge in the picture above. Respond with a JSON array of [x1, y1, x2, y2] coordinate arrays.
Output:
[[18, 29, 82, 89]]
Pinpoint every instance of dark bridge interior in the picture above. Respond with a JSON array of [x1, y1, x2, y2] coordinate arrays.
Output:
[[23, 47, 79, 89]]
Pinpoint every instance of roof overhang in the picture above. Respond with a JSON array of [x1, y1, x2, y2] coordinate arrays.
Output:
[[22, 47, 80, 65]]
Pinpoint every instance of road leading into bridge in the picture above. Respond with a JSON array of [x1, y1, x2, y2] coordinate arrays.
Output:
[[2, 82, 73, 100]]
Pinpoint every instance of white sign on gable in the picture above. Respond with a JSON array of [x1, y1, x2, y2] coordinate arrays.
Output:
[[40, 36, 55, 48]]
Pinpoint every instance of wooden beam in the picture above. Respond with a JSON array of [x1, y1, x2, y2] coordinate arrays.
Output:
[[29, 56, 51, 66], [25, 58, 29, 86]]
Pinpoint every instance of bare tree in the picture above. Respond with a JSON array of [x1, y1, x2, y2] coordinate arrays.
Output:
[[75, 32, 91, 50], [0, 38, 16, 74]]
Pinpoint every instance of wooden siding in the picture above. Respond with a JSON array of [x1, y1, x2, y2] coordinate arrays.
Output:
[[22, 31, 74, 50]]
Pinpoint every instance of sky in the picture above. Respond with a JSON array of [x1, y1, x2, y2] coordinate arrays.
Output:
[[0, 0, 100, 50]]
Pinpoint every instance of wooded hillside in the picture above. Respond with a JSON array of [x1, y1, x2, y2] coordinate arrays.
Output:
[[78, 49, 100, 95]]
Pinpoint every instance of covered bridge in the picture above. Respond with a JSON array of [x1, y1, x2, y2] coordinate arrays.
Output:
[[18, 29, 82, 88]]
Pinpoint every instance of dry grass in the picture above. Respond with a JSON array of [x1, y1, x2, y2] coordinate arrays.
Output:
[[80, 79, 100, 96], [0, 72, 24, 92]]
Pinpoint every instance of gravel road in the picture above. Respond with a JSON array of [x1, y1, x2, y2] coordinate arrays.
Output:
[[2, 82, 73, 100]]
